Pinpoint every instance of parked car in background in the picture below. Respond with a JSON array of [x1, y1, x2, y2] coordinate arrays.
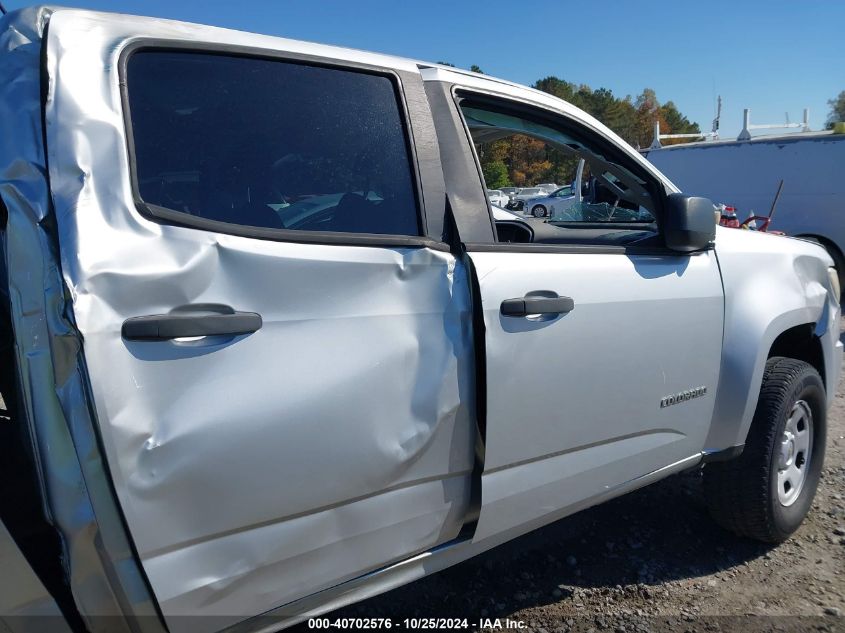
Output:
[[499, 186, 520, 197], [523, 185, 577, 217], [1, 7, 841, 633], [507, 186, 547, 210], [487, 189, 510, 207], [535, 182, 558, 194]]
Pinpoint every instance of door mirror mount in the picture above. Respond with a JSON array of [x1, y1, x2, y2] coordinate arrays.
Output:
[[664, 193, 716, 252]]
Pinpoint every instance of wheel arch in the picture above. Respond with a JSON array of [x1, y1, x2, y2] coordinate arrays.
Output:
[[706, 307, 835, 453], [768, 323, 826, 386]]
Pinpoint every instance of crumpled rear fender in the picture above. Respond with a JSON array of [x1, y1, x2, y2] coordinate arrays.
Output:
[[0, 7, 165, 631]]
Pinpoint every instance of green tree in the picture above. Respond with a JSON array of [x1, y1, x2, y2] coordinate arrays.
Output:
[[531, 80, 700, 149], [633, 88, 660, 148], [659, 100, 701, 145], [545, 147, 580, 185], [827, 91, 845, 128], [660, 101, 699, 133], [582, 87, 617, 121], [482, 160, 511, 189], [603, 96, 639, 145], [533, 76, 577, 102], [472, 71, 700, 183]]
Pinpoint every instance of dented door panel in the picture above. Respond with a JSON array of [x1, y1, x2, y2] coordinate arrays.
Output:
[[42, 10, 475, 632]]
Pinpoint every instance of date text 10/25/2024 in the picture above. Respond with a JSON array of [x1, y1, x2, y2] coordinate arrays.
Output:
[[307, 617, 527, 630]]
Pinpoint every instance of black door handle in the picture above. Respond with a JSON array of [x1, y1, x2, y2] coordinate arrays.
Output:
[[122, 311, 262, 340], [501, 295, 575, 317]]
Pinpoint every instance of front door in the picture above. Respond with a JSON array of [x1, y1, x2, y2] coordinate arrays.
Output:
[[469, 249, 723, 539], [444, 90, 724, 540], [46, 22, 474, 632]]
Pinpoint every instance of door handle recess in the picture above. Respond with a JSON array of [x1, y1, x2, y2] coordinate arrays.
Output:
[[500, 295, 575, 317], [122, 311, 262, 341]]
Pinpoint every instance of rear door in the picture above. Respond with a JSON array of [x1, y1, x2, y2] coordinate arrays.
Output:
[[45, 13, 475, 631]]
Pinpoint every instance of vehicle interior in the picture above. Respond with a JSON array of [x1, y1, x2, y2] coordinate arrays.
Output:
[[462, 101, 664, 247]]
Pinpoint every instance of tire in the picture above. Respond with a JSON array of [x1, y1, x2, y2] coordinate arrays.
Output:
[[532, 205, 547, 218], [703, 357, 826, 543]]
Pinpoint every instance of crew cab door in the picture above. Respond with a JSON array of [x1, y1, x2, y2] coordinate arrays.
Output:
[[45, 15, 474, 631], [426, 80, 724, 541]]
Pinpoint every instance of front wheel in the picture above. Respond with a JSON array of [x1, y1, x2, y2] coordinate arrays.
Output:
[[531, 205, 547, 218], [703, 357, 826, 542]]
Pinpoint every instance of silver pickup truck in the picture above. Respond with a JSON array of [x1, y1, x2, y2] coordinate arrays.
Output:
[[0, 7, 841, 633]]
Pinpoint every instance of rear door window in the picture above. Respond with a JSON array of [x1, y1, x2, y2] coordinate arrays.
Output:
[[125, 51, 421, 237]]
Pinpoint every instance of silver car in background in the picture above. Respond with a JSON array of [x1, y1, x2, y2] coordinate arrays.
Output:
[[487, 189, 510, 207], [523, 184, 578, 217], [506, 186, 546, 211]]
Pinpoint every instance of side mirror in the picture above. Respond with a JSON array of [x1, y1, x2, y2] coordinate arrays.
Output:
[[664, 193, 716, 252]]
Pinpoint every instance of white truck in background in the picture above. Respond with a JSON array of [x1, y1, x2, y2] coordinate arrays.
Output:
[[642, 131, 845, 285]]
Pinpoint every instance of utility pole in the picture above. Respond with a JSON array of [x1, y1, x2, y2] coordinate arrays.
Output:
[[712, 96, 721, 139]]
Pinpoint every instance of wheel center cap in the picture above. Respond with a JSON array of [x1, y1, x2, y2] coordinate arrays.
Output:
[[780, 431, 796, 468]]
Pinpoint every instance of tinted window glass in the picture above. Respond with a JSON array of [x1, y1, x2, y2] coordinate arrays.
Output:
[[126, 51, 420, 236]]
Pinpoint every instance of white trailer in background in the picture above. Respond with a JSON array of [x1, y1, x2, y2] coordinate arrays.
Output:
[[642, 130, 845, 282]]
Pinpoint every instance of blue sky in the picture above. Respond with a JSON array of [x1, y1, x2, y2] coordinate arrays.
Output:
[[4, 0, 843, 137]]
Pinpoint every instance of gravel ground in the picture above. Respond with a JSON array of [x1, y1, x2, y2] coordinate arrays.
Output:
[[317, 335, 845, 632]]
